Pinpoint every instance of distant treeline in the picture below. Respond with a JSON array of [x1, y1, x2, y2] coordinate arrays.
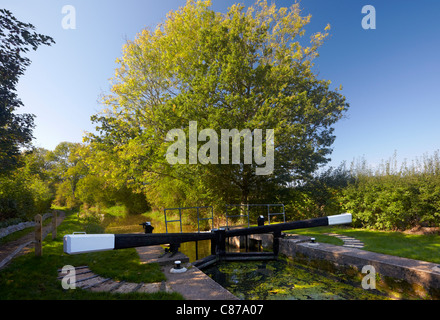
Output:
[[0, 142, 150, 226], [289, 151, 440, 230], [1, 142, 439, 231]]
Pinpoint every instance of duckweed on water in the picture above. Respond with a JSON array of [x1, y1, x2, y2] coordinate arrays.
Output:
[[204, 258, 388, 300]]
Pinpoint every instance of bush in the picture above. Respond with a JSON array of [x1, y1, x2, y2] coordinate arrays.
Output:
[[0, 171, 53, 222], [338, 152, 440, 230], [289, 152, 440, 231], [287, 163, 352, 221], [0, 175, 34, 221]]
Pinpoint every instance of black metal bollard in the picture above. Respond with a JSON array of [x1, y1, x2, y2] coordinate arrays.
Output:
[[139, 222, 154, 234], [257, 215, 265, 226]]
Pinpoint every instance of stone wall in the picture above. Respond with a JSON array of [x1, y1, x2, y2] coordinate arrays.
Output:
[[279, 236, 440, 298], [248, 233, 440, 298]]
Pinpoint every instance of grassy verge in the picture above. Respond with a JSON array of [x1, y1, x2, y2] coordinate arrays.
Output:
[[287, 226, 440, 264], [0, 215, 53, 245], [0, 210, 183, 300]]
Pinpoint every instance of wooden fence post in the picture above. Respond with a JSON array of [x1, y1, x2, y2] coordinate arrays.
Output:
[[52, 211, 57, 240], [35, 214, 42, 257]]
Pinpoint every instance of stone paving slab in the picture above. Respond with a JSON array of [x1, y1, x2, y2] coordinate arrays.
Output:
[[136, 245, 189, 266], [323, 233, 365, 248], [77, 276, 104, 288], [136, 245, 238, 300], [162, 262, 238, 300], [137, 282, 162, 293], [113, 282, 140, 294], [89, 279, 119, 292]]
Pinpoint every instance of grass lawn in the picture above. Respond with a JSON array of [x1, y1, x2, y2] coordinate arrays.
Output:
[[288, 226, 440, 264], [0, 210, 183, 300]]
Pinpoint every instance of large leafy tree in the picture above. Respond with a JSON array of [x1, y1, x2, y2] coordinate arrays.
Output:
[[0, 9, 55, 173], [87, 0, 349, 211]]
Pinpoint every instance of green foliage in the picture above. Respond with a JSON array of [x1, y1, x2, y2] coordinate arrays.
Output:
[[0, 173, 34, 220], [293, 151, 440, 231], [0, 9, 55, 173], [341, 173, 440, 230], [47, 141, 150, 214], [0, 150, 54, 221], [339, 152, 440, 230], [86, 0, 348, 212], [287, 163, 352, 220]]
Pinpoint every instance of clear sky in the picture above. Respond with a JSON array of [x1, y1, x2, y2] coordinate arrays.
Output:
[[4, 0, 440, 169]]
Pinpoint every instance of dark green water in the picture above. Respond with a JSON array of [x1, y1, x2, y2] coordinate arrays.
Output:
[[203, 258, 387, 300]]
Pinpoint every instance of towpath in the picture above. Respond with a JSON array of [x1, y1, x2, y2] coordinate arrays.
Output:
[[0, 211, 66, 270]]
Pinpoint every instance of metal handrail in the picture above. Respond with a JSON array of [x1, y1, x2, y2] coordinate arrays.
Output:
[[164, 206, 214, 233], [225, 204, 286, 228]]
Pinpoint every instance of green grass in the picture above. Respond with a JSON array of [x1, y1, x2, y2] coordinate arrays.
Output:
[[288, 226, 440, 264], [102, 205, 128, 217], [0, 210, 183, 300]]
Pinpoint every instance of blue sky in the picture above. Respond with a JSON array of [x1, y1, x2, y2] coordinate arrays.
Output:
[[4, 0, 440, 169]]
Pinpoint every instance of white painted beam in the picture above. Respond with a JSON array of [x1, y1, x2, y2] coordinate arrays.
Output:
[[327, 213, 352, 226], [64, 233, 115, 254]]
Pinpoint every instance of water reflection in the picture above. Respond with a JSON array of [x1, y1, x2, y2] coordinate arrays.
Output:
[[101, 213, 268, 262], [102, 213, 212, 262]]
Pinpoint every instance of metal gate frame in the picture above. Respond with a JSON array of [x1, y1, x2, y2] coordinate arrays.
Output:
[[225, 204, 285, 228], [164, 206, 214, 233]]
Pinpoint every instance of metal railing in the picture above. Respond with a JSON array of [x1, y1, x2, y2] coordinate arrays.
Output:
[[164, 206, 214, 233], [225, 204, 285, 229]]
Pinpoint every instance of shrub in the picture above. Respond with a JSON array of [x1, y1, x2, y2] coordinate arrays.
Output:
[[338, 152, 440, 230], [0, 171, 53, 222]]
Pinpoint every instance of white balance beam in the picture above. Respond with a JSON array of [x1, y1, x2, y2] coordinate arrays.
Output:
[[63, 213, 353, 255], [327, 213, 352, 226], [63, 233, 115, 255]]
